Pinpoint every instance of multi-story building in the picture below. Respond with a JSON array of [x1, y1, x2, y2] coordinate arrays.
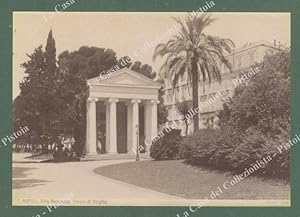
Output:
[[162, 40, 281, 135]]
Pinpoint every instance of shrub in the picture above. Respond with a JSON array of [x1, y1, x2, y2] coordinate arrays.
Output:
[[150, 129, 182, 160], [181, 128, 244, 170], [180, 129, 221, 165], [209, 127, 244, 169], [228, 127, 290, 177], [181, 126, 290, 177], [211, 50, 291, 178], [217, 50, 290, 133]]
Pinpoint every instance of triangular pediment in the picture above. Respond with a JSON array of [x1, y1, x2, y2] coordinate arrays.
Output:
[[87, 68, 161, 88]]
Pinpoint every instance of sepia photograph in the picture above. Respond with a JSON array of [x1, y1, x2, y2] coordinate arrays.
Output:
[[12, 11, 291, 207]]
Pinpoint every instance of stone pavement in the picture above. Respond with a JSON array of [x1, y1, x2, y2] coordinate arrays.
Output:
[[12, 153, 289, 206], [12, 153, 185, 206]]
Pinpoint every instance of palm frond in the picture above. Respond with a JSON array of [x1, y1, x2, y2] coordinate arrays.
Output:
[[153, 13, 235, 97]]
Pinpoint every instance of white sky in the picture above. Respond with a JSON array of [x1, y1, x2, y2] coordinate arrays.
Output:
[[13, 12, 290, 99]]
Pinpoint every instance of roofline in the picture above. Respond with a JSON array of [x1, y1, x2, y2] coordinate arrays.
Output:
[[226, 42, 281, 57], [87, 67, 162, 88], [89, 83, 161, 89]]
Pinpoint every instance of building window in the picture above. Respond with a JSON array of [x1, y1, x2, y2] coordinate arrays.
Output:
[[180, 73, 185, 83], [167, 91, 173, 104], [249, 51, 255, 65], [224, 63, 228, 72], [172, 105, 177, 120], [204, 116, 215, 129], [199, 95, 208, 112], [237, 55, 243, 69], [208, 93, 216, 111], [187, 86, 192, 101], [166, 78, 172, 89], [181, 87, 185, 101], [200, 95, 207, 102]]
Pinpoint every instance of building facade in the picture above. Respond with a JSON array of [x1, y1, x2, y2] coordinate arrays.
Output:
[[162, 40, 281, 135], [85, 68, 161, 155]]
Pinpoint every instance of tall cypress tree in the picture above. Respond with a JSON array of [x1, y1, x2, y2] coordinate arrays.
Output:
[[45, 29, 57, 76], [43, 30, 62, 155]]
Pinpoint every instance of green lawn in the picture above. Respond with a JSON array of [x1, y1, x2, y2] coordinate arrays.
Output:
[[94, 160, 290, 200]]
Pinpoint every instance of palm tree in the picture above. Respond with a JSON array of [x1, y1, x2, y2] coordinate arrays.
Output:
[[153, 14, 234, 133]]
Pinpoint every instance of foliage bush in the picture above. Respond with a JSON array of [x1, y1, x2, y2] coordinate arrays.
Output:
[[181, 50, 290, 178], [181, 127, 290, 177], [180, 129, 220, 165], [181, 127, 244, 170], [228, 127, 290, 177], [150, 129, 182, 160], [218, 50, 290, 177]]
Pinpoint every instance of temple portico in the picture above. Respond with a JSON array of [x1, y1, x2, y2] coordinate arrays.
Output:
[[85, 68, 161, 155]]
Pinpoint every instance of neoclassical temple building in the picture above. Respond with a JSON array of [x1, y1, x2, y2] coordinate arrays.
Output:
[[85, 68, 161, 155]]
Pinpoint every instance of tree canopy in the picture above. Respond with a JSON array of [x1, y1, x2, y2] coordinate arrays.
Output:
[[216, 49, 291, 176], [218, 49, 290, 136]]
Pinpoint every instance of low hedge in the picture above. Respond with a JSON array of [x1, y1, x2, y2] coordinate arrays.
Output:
[[181, 128, 243, 170], [181, 127, 289, 177], [149, 125, 289, 177], [227, 127, 290, 177], [150, 129, 182, 160]]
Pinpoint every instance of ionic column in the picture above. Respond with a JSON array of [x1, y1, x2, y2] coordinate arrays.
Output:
[[86, 97, 98, 155], [144, 101, 151, 152], [86, 100, 90, 153], [127, 99, 141, 153], [144, 100, 159, 152], [150, 100, 159, 138], [126, 102, 133, 153], [105, 98, 119, 154]]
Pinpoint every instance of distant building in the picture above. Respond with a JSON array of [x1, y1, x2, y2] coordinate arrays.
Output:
[[162, 40, 281, 135]]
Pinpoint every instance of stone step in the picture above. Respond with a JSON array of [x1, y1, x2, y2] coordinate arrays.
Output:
[[81, 153, 151, 161]]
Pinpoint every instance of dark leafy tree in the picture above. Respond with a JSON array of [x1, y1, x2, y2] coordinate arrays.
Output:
[[14, 46, 47, 151], [57, 46, 119, 155], [218, 49, 290, 135], [117, 56, 133, 69], [130, 61, 156, 79], [215, 49, 291, 177]]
